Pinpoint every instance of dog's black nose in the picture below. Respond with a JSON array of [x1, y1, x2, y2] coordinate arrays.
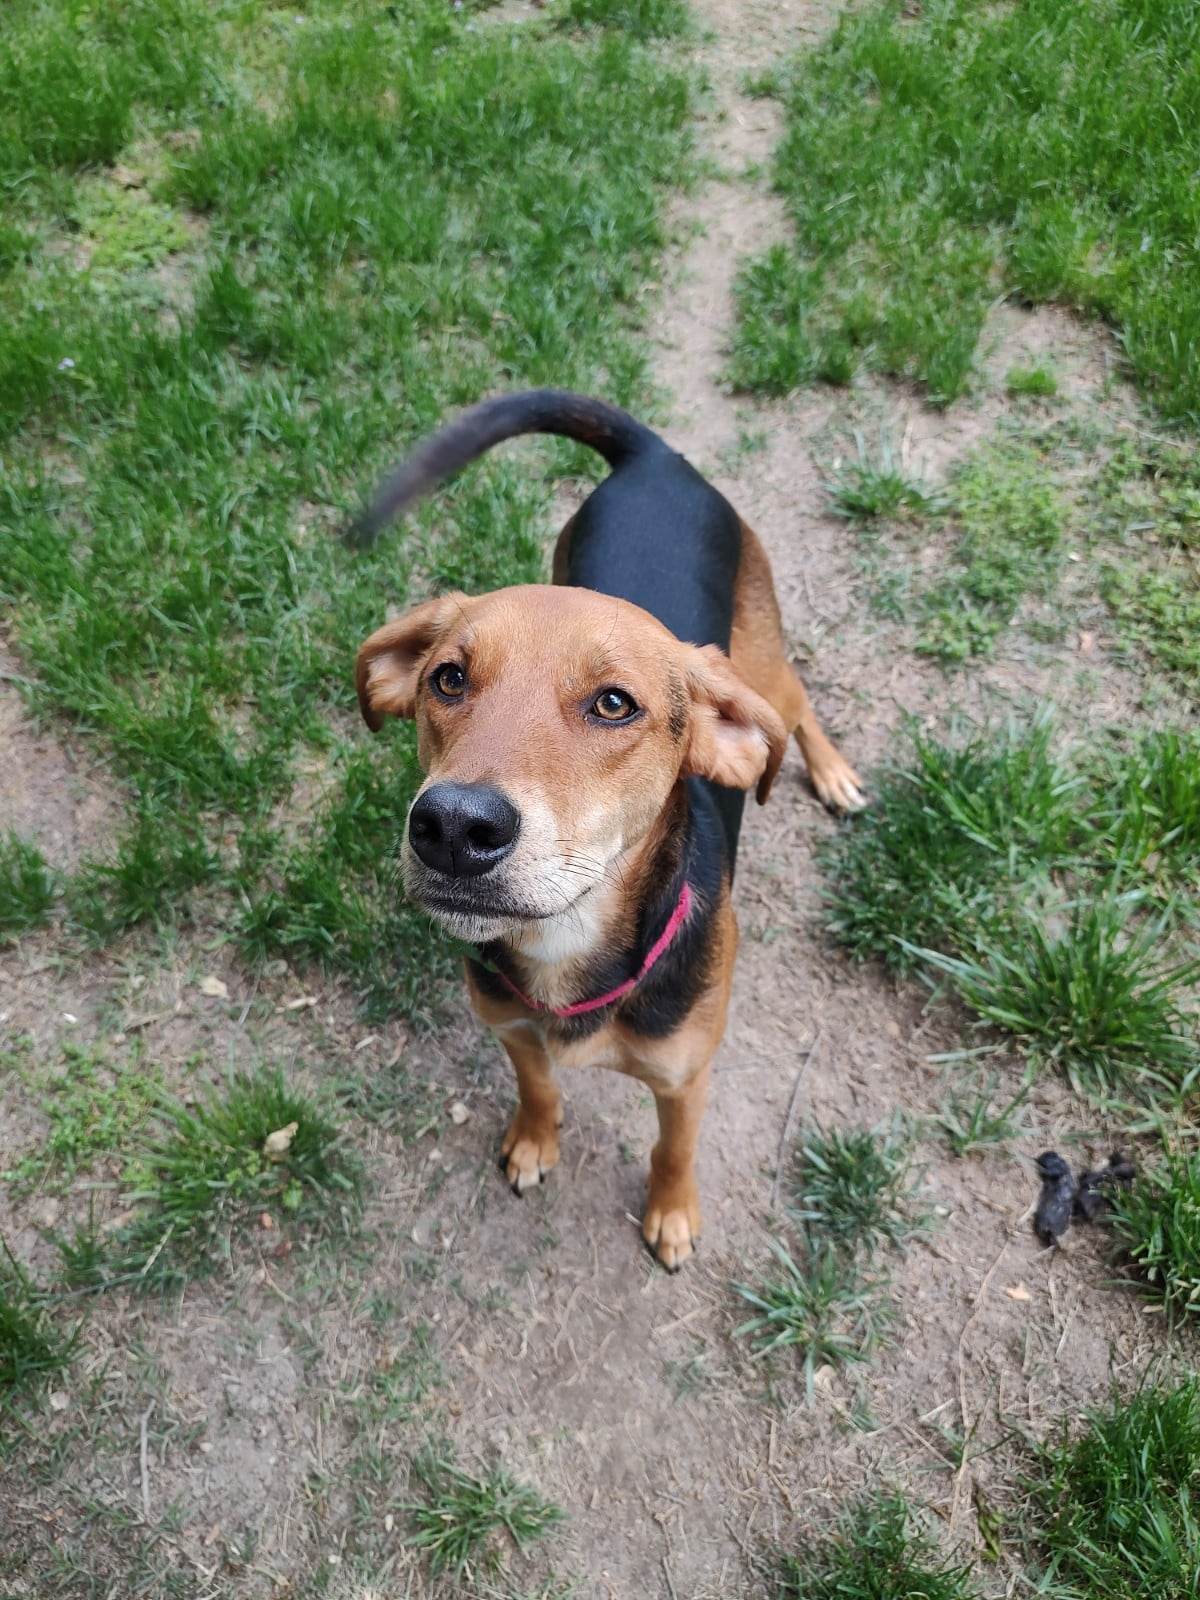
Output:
[[408, 783, 520, 878]]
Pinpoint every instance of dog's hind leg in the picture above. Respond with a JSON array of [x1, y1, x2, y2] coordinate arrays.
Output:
[[730, 522, 866, 812]]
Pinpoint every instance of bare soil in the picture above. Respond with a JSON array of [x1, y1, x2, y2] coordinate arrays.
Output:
[[0, 0, 1187, 1594]]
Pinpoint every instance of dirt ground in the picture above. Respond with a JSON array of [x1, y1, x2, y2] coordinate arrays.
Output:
[[0, 0, 1187, 1593]]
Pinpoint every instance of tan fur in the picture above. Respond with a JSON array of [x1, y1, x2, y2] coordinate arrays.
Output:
[[358, 516, 862, 1269]]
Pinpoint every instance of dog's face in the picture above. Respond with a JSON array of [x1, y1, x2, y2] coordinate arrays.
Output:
[[357, 586, 785, 946]]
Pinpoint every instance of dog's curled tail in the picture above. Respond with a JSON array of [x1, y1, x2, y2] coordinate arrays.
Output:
[[347, 389, 658, 545]]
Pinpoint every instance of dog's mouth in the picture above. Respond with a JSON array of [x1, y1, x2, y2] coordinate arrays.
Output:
[[419, 887, 556, 925]]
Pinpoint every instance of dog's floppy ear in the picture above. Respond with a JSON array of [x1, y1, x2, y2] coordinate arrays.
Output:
[[682, 644, 788, 804], [356, 594, 464, 730]]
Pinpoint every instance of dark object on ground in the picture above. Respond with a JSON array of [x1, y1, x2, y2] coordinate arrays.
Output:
[[1075, 1151, 1136, 1222], [1034, 1151, 1078, 1245]]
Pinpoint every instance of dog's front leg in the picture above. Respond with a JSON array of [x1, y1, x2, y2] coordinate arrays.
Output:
[[495, 1023, 563, 1195], [643, 1061, 710, 1272]]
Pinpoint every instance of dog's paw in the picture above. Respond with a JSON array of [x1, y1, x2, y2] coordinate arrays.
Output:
[[643, 1189, 701, 1273], [499, 1115, 560, 1195], [809, 748, 867, 813]]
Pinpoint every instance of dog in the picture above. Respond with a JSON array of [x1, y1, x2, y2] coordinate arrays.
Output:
[[353, 391, 864, 1269]]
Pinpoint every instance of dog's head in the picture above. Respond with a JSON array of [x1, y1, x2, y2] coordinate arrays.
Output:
[[357, 586, 786, 945]]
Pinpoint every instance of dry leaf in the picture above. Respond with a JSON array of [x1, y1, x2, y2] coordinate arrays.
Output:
[[49, 1390, 69, 1412], [198, 975, 229, 1000], [1078, 630, 1097, 655], [280, 995, 317, 1012], [259, 1212, 275, 1231], [449, 1101, 470, 1125], [1005, 1283, 1032, 1302], [812, 1363, 837, 1392], [262, 1121, 299, 1160]]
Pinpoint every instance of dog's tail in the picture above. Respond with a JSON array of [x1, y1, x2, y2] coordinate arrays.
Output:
[[347, 389, 659, 545]]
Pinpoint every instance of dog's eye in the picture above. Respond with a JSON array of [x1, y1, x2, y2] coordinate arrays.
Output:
[[591, 688, 638, 722], [431, 662, 466, 699]]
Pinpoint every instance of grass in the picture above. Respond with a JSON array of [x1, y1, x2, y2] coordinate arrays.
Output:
[[822, 718, 1081, 972], [733, 1238, 890, 1400], [1, 1042, 163, 1192], [558, 0, 690, 37], [1110, 1148, 1200, 1321], [404, 1452, 564, 1578], [790, 1124, 921, 1253], [1006, 365, 1059, 400], [1103, 562, 1200, 699], [0, 1248, 77, 1403], [823, 721, 1200, 1104], [1094, 731, 1200, 892], [0, 0, 693, 1016], [769, 1492, 979, 1600], [736, 1123, 921, 1393], [918, 898, 1200, 1102], [1084, 426, 1200, 701], [59, 1066, 361, 1291], [1024, 1378, 1200, 1598], [846, 415, 1200, 684], [0, 831, 56, 940], [732, 0, 1200, 419], [914, 441, 1066, 664], [933, 1070, 1032, 1157], [825, 436, 939, 522]]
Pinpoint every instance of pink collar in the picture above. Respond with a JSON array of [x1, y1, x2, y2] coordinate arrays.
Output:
[[493, 881, 693, 1020]]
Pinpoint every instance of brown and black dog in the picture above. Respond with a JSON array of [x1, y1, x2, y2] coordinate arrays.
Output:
[[353, 391, 863, 1269]]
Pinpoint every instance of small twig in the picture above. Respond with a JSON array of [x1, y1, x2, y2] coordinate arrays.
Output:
[[139, 1401, 155, 1522], [661, 1556, 679, 1600], [770, 1031, 821, 1213]]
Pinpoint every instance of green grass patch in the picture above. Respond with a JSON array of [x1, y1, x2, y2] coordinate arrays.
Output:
[[1024, 1378, 1200, 1599], [60, 1067, 361, 1292], [0, 0, 693, 1015], [825, 436, 939, 523], [558, 0, 689, 37], [823, 722, 1200, 1103], [0, 831, 56, 941], [76, 178, 189, 273], [790, 1124, 921, 1254], [1006, 365, 1059, 401], [1, 1042, 163, 1192], [914, 442, 1066, 664], [0, 1248, 76, 1403], [404, 1452, 564, 1579], [920, 898, 1199, 1102], [736, 1125, 918, 1395], [1087, 425, 1200, 700], [1102, 562, 1200, 698], [734, 1238, 890, 1401], [732, 0, 1200, 418], [822, 718, 1082, 971], [933, 1070, 1032, 1158], [1094, 731, 1200, 894], [849, 417, 1200, 681], [770, 1491, 979, 1600], [1111, 1149, 1200, 1322]]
